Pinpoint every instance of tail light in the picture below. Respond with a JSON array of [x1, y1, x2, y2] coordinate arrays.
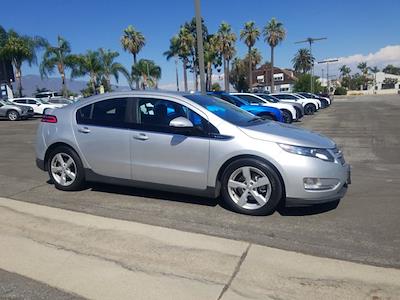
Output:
[[41, 115, 57, 123]]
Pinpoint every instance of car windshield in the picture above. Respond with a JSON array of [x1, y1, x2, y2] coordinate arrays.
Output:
[[257, 94, 280, 103], [184, 94, 263, 127], [38, 99, 50, 104], [1, 99, 14, 105]]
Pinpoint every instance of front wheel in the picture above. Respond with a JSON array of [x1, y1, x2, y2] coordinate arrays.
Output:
[[304, 103, 316, 115], [47, 146, 86, 191], [7, 110, 20, 121], [281, 110, 293, 123], [221, 158, 283, 216]]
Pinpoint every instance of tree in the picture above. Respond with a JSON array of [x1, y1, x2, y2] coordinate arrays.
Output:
[[357, 62, 369, 90], [240, 21, 260, 89], [383, 64, 400, 75], [40, 36, 79, 97], [293, 74, 323, 93], [215, 22, 236, 92], [72, 50, 103, 94], [0, 28, 46, 97], [382, 77, 398, 89], [244, 48, 262, 69], [163, 36, 180, 91], [204, 34, 221, 91], [98, 48, 129, 92], [292, 48, 314, 74], [369, 66, 379, 91], [211, 82, 221, 91], [229, 58, 248, 92], [131, 59, 161, 90], [263, 18, 286, 93], [121, 25, 145, 90], [339, 65, 351, 78]]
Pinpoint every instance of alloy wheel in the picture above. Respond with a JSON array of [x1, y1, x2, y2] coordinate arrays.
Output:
[[228, 166, 272, 210], [8, 111, 18, 121], [50, 153, 77, 186]]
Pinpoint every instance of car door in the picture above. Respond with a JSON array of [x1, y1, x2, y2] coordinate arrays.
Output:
[[74, 97, 132, 179], [25, 99, 42, 114], [130, 97, 210, 190]]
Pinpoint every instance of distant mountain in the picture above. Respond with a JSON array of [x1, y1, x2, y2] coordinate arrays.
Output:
[[11, 74, 130, 97]]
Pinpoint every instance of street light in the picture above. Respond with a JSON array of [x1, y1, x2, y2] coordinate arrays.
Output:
[[295, 37, 327, 93], [194, 0, 206, 95]]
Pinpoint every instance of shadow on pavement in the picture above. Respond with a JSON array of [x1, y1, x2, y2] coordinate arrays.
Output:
[[277, 200, 340, 216]]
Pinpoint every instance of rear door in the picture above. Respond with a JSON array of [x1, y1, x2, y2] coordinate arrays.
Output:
[[130, 97, 210, 190], [74, 97, 133, 179]]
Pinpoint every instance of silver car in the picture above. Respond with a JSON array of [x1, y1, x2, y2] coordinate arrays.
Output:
[[35, 91, 350, 215], [0, 99, 34, 121]]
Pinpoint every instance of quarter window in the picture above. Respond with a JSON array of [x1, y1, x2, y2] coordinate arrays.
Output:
[[28, 99, 37, 104]]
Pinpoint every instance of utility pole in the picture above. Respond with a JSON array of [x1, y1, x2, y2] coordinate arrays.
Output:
[[318, 58, 338, 95], [295, 37, 327, 93], [194, 0, 206, 95]]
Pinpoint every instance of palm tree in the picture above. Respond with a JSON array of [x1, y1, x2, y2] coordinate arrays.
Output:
[[98, 48, 130, 92], [357, 62, 368, 75], [131, 59, 161, 90], [72, 50, 103, 94], [163, 36, 180, 91], [244, 48, 262, 69], [369, 66, 380, 92], [0, 29, 46, 97], [204, 34, 221, 91], [121, 25, 146, 90], [263, 18, 286, 93], [339, 65, 351, 78], [240, 21, 260, 89], [292, 48, 314, 74], [40, 36, 79, 97], [215, 22, 237, 92], [177, 26, 194, 92]]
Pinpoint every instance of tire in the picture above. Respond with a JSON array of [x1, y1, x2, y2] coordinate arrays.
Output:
[[221, 158, 283, 216], [43, 108, 49, 115], [281, 110, 293, 123], [47, 146, 86, 191], [258, 113, 275, 121], [304, 103, 316, 115], [7, 110, 20, 121]]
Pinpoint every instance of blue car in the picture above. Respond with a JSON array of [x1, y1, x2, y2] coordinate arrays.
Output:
[[208, 91, 284, 122]]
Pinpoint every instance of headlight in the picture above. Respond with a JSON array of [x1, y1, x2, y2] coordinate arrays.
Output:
[[278, 143, 335, 162]]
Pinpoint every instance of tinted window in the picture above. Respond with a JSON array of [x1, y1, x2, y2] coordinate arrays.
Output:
[[138, 98, 213, 136], [236, 94, 264, 104], [76, 98, 128, 128], [257, 94, 279, 103], [14, 100, 26, 104], [184, 94, 263, 127], [277, 94, 297, 100]]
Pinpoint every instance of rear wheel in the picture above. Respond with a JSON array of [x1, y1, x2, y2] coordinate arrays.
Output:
[[281, 110, 293, 123], [47, 146, 85, 191], [221, 158, 283, 216], [304, 103, 316, 115], [7, 110, 20, 121]]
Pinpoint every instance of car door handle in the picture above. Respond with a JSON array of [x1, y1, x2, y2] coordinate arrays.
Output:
[[78, 126, 91, 134], [133, 133, 149, 141]]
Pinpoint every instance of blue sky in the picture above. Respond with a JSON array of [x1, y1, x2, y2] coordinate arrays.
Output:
[[2, 0, 400, 89]]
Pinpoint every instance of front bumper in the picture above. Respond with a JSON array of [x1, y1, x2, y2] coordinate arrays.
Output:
[[285, 183, 348, 206]]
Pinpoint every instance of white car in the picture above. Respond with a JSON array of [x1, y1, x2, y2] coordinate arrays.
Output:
[[10, 98, 64, 115], [231, 92, 297, 123], [271, 93, 320, 115], [294, 93, 322, 108]]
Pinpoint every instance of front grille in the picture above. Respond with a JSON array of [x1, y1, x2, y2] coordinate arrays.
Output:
[[332, 147, 345, 165]]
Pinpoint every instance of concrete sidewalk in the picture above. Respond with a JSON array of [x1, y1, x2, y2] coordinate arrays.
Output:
[[0, 197, 399, 300]]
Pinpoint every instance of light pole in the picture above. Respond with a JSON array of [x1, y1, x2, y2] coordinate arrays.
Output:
[[318, 59, 338, 94], [194, 0, 206, 95]]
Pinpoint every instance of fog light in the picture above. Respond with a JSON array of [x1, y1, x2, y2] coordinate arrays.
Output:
[[303, 178, 340, 190]]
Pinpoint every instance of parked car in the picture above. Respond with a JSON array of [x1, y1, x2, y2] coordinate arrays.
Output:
[[271, 93, 320, 115], [0, 99, 34, 121], [232, 92, 299, 123], [35, 91, 62, 100], [35, 91, 350, 216], [208, 92, 284, 122], [255, 93, 305, 121], [10, 97, 63, 115], [48, 98, 74, 105], [296, 92, 329, 108]]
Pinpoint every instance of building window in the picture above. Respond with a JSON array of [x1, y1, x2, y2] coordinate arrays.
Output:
[[273, 73, 284, 82]]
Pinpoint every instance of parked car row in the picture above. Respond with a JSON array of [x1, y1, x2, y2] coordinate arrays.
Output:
[[35, 90, 350, 216]]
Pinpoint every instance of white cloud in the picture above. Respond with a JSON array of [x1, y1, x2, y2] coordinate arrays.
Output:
[[315, 45, 400, 77]]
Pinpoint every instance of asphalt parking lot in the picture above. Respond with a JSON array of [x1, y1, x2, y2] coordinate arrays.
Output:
[[0, 94, 399, 269]]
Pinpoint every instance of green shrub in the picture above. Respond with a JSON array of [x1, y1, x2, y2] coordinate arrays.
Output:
[[334, 86, 347, 95]]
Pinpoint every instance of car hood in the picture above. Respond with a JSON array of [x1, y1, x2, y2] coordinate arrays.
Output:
[[239, 121, 335, 148]]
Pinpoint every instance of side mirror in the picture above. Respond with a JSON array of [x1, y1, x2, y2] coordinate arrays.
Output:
[[37, 103, 41, 106], [169, 117, 193, 128]]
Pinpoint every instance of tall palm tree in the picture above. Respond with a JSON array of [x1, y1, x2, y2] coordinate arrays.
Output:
[[244, 48, 262, 70], [263, 18, 286, 93], [204, 34, 221, 91], [121, 25, 146, 90], [240, 21, 260, 89], [357, 62, 368, 75], [215, 22, 236, 92], [0, 29, 46, 97], [98, 48, 130, 92], [163, 36, 180, 91], [339, 65, 351, 78], [40, 36, 79, 97], [131, 59, 161, 90], [72, 50, 103, 94], [292, 48, 314, 74], [177, 26, 194, 92], [369, 66, 380, 91]]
